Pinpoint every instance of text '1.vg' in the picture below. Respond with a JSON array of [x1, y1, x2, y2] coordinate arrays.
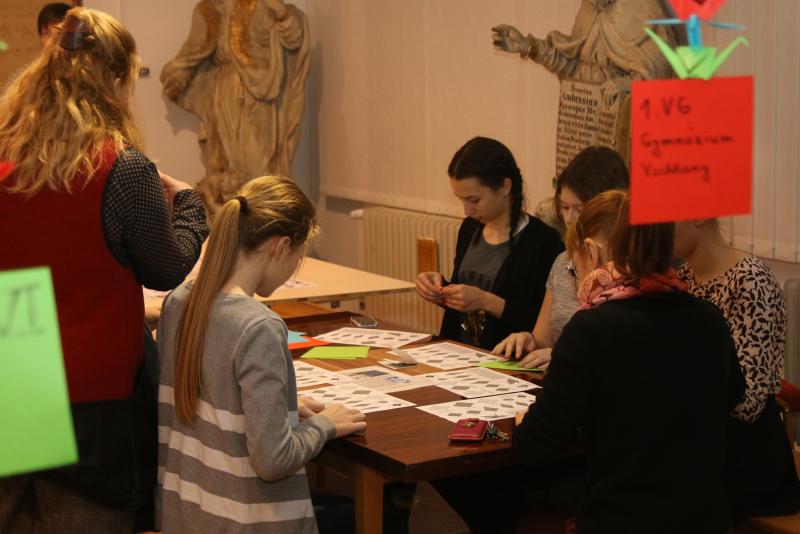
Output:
[[630, 76, 753, 224]]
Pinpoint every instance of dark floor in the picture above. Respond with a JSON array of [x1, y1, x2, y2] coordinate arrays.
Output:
[[308, 464, 470, 534]]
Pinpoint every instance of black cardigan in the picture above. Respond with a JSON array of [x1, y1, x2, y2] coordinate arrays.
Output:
[[513, 293, 746, 533], [439, 215, 564, 350]]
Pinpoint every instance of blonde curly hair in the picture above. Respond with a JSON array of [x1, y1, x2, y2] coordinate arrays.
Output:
[[0, 7, 142, 195]]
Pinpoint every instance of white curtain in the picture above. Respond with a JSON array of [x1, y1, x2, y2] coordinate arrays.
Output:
[[710, 0, 800, 262]]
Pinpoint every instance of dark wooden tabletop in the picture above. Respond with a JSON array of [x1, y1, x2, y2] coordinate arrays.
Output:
[[285, 312, 544, 483]]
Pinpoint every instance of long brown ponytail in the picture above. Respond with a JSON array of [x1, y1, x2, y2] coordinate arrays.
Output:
[[174, 176, 318, 423]]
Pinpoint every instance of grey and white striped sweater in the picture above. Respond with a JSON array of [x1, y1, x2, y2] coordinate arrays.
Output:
[[156, 283, 335, 534]]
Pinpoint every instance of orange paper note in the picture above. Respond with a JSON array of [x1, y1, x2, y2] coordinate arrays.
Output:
[[630, 76, 753, 224], [288, 338, 330, 351]]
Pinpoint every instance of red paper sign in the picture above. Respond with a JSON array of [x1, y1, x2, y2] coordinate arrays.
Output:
[[668, 0, 727, 20], [630, 76, 753, 224], [0, 161, 15, 182]]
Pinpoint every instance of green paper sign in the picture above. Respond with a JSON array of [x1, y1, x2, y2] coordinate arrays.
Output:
[[479, 360, 544, 373], [0, 267, 77, 477], [300, 346, 370, 360]]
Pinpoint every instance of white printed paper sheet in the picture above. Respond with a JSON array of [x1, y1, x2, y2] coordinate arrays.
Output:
[[421, 367, 539, 399], [315, 327, 430, 348], [304, 383, 416, 413], [293, 361, 351, 389], [396, 342, 504, 370], [416, 392, 537, 423], [335, 366, 430, 393]]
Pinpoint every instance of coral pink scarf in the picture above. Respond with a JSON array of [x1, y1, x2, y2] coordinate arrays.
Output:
[[577, 262, 687, 309]]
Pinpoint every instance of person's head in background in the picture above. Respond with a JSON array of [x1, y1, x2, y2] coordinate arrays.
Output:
[[566, 189, 675, 293], [554, 146, 629, 233], [38, 3, 73, 46], [448, 136, 526, 243], [175, 175, 318, 422], [0, 7, 141, 196], [672, 219, 724, 261]]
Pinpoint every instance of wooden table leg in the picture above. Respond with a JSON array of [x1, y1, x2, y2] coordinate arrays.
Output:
[[353, 465, 385, 534]]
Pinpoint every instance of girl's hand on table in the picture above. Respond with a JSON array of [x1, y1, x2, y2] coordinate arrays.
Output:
[[492, 332, 535, 360], [320, 403, 367, 438], [297, 396, 325, 419], [519, 348, 551, 370]]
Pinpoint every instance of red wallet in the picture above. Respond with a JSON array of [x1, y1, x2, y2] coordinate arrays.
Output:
[[448, 418, 488, 441]]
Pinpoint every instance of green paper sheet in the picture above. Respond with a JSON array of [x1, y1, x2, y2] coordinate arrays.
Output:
[[300, 346, 370, 359], [0, 267, 77, 477], [479, 360, 543, 373]]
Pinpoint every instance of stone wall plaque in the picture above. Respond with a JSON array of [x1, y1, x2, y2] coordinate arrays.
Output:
[[555, 79, 631, 175]]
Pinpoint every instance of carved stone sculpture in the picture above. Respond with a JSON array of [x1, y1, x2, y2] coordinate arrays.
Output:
[[492, 0, 678, 181], [492, 0, 677, 104], [161, 0, 309, 212]]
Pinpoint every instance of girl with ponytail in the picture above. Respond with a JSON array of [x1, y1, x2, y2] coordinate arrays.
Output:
[[416, 136, 563, 350], [157, 176, 366, 533]]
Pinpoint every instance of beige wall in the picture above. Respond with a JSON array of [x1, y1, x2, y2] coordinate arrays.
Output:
[[81, 0, 800, 284]]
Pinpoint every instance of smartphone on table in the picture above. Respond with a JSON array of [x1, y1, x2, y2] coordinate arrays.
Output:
[[350, 315, 378, 328]]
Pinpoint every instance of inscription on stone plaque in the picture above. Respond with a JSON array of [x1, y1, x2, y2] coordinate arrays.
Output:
[[555, 80, 631, 175]]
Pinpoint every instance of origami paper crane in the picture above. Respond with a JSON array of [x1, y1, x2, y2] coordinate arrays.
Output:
[[646, 0, 748, 80]]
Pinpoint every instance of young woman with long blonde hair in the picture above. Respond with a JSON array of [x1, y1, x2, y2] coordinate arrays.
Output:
[[156, 176, 365, 534], [0, 7, 207, 532]]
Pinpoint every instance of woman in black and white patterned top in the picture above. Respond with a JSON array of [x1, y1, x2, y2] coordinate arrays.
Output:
[[675, 219, 800, 524]]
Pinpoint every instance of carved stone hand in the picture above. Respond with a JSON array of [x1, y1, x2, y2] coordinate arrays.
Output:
[[162, 69, 193, 101], [264, 0, 289, 20], [491, 24, 538, 59]]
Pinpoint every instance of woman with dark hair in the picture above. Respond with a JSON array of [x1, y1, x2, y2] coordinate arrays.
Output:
[[494, 145, 629, 368], [416, 136, 563, 350]]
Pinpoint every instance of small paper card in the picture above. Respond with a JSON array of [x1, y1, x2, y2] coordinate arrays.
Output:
[[478, 360, 544, 373], [300, 346, 370, 360]]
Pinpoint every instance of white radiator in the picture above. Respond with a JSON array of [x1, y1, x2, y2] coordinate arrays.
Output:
[[361, 207, 462, 334]]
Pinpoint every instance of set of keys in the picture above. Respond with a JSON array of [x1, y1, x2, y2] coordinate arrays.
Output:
[[486, 422, 509, 441]]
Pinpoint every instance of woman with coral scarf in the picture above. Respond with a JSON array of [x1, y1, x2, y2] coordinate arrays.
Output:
[[432, 190, 745, 533], [511, 189, 745, 532]]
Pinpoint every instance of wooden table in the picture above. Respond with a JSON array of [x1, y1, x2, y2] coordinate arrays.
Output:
[[285, 312, 543, 534], [267, 257, 416, 305], [144, 258, 415, 328], [145, 257, 414, 306]]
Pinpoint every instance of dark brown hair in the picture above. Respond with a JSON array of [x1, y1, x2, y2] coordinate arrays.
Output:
[[554, 146, 629, 231], [38, 3, 72, 35], [566, 190, 674, 278], [448, 137, 525, 248]]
